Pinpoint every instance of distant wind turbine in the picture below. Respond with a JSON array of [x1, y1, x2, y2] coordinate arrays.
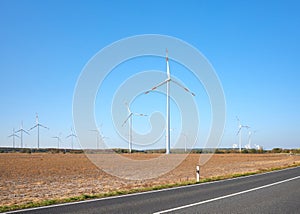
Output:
[[170, 128, 188, 153], [90, 129, 100, 149], [29, 113, 49, 149], [236, 117, 250, 152], [15, 121, 29, 148], [90, 128, 108, 150], [52, 133, 62, 149], [66, 127, 77, 149], [8, 128, 20, 148], [145, 49, 195, 154], [181, 132, 188, 153], [122, 102, 147, 153]]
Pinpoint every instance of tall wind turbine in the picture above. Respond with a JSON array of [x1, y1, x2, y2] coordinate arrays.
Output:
[[145, 49, 195, 154], [66, 127, 77, 149], [122, 102, 147, 153], [29, 113, 49, 149], [15, 122, 29, 148], [236, 117, 250, 152], [8, 128, 20, 148]]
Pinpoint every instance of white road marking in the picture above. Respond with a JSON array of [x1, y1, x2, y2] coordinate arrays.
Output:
[[153, 175, 300, 214]]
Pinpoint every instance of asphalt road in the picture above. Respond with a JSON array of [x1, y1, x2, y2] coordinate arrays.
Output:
[[8, 166, 300, 214]]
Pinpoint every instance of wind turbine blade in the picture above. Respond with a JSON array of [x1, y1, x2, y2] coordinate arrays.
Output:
[[171, 80, 196, 96], [16, 128, 30, 135], [166, 48, 171, 79], [124, 102, 131, 113], [133, 113, 147, 116], [9, 133, 20, 138], [28, 125, 38, 131], [144, 79, 168, 94], [236, 116, 240, 125], [236, 127, 242, 136], [39, 124, 49, 129], [122, 113, 132, 127]]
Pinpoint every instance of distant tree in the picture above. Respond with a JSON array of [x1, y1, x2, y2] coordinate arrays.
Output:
[[272, 148, 282, 153]]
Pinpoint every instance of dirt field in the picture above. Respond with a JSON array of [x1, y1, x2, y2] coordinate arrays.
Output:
[[1, 153, 300, 206]]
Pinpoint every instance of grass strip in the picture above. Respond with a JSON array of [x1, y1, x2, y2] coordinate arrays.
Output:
[[1, 162, 299, 213]]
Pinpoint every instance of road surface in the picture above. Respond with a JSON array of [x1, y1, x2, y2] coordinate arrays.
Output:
[[8, 166, 300, 214]]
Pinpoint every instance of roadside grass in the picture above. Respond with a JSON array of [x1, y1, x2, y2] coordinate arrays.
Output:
[[1, 162, 300, 213]]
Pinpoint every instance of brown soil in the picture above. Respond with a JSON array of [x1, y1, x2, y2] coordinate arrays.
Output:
[[0, 153, 299, 206]]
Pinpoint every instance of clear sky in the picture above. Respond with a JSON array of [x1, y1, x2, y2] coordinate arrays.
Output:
[[0, 0, 299, 150]]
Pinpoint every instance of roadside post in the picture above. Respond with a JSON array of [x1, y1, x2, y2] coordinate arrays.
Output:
[[196, 165, 200, 182]]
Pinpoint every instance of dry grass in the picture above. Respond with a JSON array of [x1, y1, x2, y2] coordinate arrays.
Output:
[[1, 153, 299, 207]]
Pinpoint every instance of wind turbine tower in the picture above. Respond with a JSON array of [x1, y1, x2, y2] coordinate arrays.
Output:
[[8, 128, 20, 148], [15, 122, 29, 148], [122, 102, 147, 153], [29, 113, 49, 149], [236, 117, 250, 152], [145, 49, 195, 154]]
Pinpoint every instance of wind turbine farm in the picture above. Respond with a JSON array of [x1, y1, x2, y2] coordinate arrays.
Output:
[[1, 1, 300, 212]]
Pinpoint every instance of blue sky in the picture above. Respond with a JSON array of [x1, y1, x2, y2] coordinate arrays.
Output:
[[0, 0, 299, 150]]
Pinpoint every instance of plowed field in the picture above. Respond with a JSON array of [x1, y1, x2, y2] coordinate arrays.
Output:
[[1, 153, 299, 206]]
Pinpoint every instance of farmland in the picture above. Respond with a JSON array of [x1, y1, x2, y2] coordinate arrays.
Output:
[[1, 153, 300, 207]]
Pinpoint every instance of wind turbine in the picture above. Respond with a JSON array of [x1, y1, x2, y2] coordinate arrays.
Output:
[[15, 121, 29, 148], [66, 127, 77, 149], [122, 102, 147, 153], [90, 129, 101, 149], [236, 117, 250, 152], [29, 113, 49, 149], [181, 132, 188, 153], [171, 128, 188, 153], [52, 133, 62, 149], [145, 49, 195, 154], [90, 128, 108, 150], [8, 128, 20, 148]]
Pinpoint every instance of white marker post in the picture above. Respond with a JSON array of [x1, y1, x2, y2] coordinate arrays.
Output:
[[196, 165, 200, 182]]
